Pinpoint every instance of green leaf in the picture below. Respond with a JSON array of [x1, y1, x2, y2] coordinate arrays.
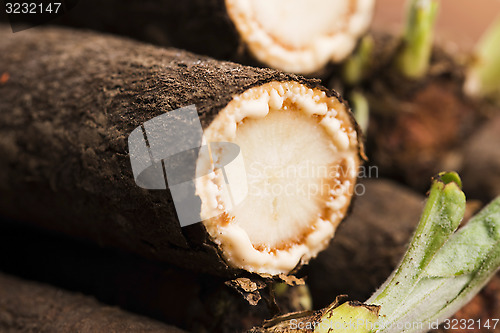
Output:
[[374, 197, 500, 333], [368, 172, 465, 319], [424, 198, 500, 326], [424, 198, 500, 277]]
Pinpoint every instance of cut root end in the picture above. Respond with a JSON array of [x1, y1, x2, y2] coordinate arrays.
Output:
[[196, 81, 361, 275], [225, 0, 374, 74]]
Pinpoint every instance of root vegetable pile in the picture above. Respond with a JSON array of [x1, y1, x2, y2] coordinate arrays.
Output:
[[1, 0, 500, 332]]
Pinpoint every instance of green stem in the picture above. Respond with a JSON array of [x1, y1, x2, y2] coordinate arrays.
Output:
[[367, 174, 500, 333], [464, 14, 500, 100], [395, 0, 439, 79], [252, 173, 500, 333], [315, 301, 380, 333], [349, 91, 370, 134], [343, 35, 374, 86], [367, 172, 465, 317], [373, 197, 500, 333], [420, 198, 500, 329]]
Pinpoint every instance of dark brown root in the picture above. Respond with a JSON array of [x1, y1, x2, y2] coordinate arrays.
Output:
[[0, 272, 186, 333], [0, 25, 335, 277]]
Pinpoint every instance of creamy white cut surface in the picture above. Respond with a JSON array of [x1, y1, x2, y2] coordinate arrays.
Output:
[[196, 81, 360, 275], [225, 0, 375, 74]]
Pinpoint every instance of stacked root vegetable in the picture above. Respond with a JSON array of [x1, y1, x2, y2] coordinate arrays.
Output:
[[0, 0, 499, 332]]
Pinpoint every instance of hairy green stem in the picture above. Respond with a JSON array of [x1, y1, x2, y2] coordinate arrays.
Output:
[[421, 198, 500, 328], [368, 172, 465, 316], [373, 197, 500, 332], [252, 173, 500, 333], [367, 173, 500, 332]]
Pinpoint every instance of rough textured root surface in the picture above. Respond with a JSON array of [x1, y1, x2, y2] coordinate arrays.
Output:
[[357, 32, 487, 191], [306, 179, 425, 306], [0, 221, 311, 333], [9, 0, 374, 75], [461, 114, 500, 203], [0, 272, 186, 333], [51, 0, 241, 62], [0, 26, 360, 276]]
